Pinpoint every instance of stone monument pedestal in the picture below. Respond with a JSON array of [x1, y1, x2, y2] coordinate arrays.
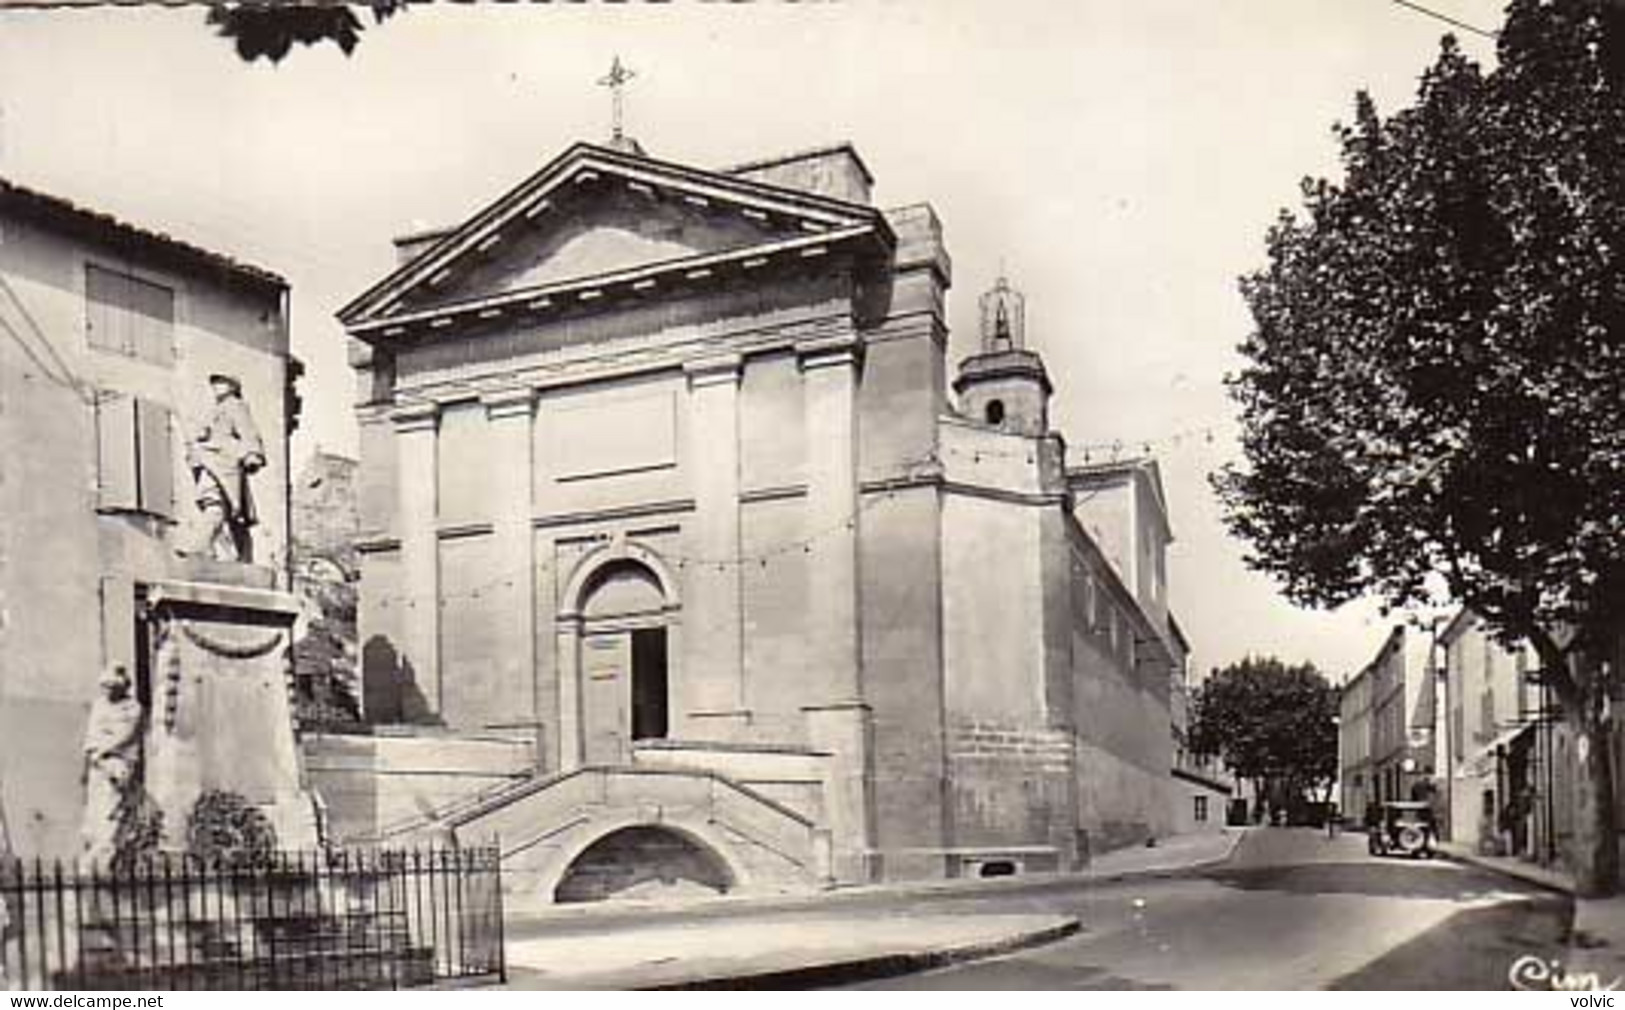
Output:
[[141, 579, 317, 851]]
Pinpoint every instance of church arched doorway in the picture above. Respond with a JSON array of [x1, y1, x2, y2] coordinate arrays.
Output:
[[577, 558, 672, 764], [552, 825, 735, 903]]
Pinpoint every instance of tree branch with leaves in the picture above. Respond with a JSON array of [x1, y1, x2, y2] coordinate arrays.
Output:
[[207, 2, 404, 64], [1218, 0, 1625, 894], [1189, 658, 1339, 821]]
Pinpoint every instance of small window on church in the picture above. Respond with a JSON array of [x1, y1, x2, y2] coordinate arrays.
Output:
[[985, 400, 1006, 426]]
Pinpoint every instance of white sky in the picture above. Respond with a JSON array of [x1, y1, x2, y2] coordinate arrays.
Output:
[[0, 0, 1507, 682]]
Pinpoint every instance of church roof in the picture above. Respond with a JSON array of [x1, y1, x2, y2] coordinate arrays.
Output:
[[338, 140, 895, 337], [724, 141, 875, 187], [1067, 456, 1175, 543]]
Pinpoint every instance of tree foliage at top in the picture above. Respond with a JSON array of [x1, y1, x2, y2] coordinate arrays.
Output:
[[1189, 657, 1338, 804], [1219, 0, 1625, 892], [208, 2, 403, 64]]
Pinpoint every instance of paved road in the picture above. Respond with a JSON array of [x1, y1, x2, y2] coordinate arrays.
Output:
[[839, 828, 1571, 990]]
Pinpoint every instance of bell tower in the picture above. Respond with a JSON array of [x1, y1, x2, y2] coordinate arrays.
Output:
[[953, 273, 1052, 436]]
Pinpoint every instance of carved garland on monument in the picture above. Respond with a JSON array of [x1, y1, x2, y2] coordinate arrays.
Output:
[[181, 623, 286, 660]]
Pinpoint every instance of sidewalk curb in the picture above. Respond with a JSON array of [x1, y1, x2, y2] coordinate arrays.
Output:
[[507, 829, 1248, 938], [1083, 828, 1248, 886], [1434, 844, 1574, 896], [644, 917, 1083, 990]]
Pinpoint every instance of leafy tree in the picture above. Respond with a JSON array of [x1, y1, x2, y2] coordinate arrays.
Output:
[[207, 2, 403, 64], [1218, 0, 1625, 893], [292, 454, 362, 726], [1189, 658, 1339, 818]]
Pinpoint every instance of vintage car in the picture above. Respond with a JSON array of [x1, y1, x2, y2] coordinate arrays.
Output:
[[1368, 800, 1437, 858]]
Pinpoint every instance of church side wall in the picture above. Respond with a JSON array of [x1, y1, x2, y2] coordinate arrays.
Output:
[[940, 491, 1076, 870], [1073, 481, 1134, 593], [942, 493, 1047, 725], [860, 484, 947, 878], [1067, 528, 1176, 852], [1131, 477, 1170, 635]]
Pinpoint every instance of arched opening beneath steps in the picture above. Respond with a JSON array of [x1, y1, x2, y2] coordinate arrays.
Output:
[[552, 824, 736, 903]]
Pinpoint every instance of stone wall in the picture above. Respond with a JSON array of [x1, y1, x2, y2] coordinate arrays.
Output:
[[861, 484, 948, 879], [1066, 521, 1175, 851], [0, 230, 102, 857], [303, 729, 537, 842], [946, 722, 1075, 872]]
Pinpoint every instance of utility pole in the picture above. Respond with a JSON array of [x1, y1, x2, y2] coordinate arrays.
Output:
[[1438, 620, 1453, 843]]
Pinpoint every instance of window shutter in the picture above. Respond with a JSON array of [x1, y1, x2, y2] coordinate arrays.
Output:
[[95, 392, 138, 510], [85, 265, 126, 355], [127, 276, 175, 366], [136, 398, 174, 518], [85, 265, 174, 364]]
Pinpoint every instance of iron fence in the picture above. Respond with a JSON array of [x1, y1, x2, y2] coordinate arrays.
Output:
[[0, 847, 504, 991]]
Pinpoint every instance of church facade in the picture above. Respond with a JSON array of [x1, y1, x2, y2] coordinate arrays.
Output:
[[334, 138, 1181, 900]]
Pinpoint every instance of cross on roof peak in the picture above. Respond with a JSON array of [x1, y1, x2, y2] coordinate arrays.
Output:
[[597, 56, 637, 146]]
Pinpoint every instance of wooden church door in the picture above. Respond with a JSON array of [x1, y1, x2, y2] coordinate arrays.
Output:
[[582, 632, 631, 765]]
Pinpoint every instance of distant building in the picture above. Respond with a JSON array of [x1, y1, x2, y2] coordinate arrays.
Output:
[[327, 136, 1186, 901], [1440, 608, 1573, 866], [0, 176, 306, 858], [1340, 666, 1373, 822], [1360, 626, 1438, 807], [1167, 618, 1232, 833]]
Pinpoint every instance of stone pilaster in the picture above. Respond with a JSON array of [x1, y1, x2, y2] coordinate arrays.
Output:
[[555, 621, 583, 770], [797, 334, 863, 700], [392, 401, 441, 715], [797, 333, 874, 882], [683, 353, 747, 733], [482, 388, 538, 758]]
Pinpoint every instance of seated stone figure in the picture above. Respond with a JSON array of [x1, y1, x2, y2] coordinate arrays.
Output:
[[81, 664, 143, 867], [182, 374, 266, 563]]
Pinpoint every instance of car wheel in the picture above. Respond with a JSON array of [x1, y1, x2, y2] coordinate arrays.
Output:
[[1397, 825, 1425, 853]]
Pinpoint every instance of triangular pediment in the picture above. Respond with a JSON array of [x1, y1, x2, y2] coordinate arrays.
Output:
[[397, 183, 813, 311], [338, 142, 891, 334]]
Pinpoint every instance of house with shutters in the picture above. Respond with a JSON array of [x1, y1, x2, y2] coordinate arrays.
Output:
[[0, 176, 297, 859], [323, 135, 1184, 902]]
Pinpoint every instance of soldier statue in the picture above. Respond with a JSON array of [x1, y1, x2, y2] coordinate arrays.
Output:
[[183, 373, 266, 563]]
